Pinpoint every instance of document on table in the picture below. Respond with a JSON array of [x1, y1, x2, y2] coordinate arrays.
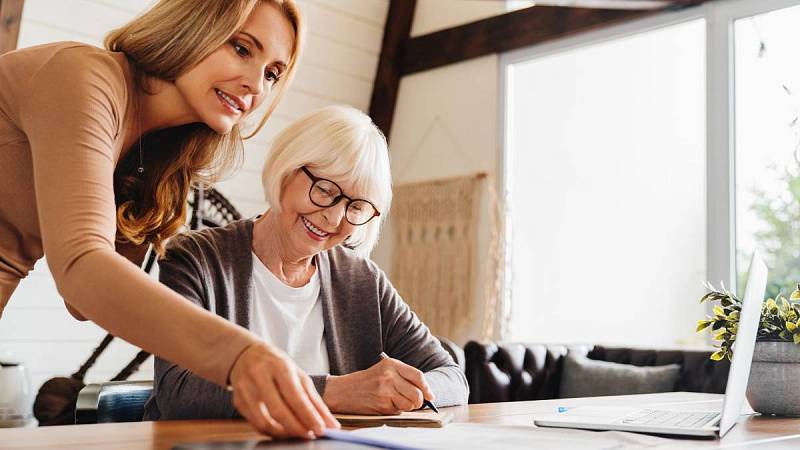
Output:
[[173, 424, 674, 449], [347, 423, 674, 449]]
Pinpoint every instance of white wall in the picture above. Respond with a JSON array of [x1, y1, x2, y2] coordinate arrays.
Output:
[[410, 0, 505, 37], [371, 1, 503, 345], [2, 0, 387, 394]]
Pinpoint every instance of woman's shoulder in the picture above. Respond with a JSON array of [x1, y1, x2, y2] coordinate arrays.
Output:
[[164, 220, 253, 260], [7, 41, 132, 96], [6, 41, 128, 75], [325, 245, 383, 280], [3, 42, 134, 125], [16, 41, 107, 56]]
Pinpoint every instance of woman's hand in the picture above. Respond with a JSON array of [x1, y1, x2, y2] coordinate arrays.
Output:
[[228, 342, 340, 438], [322, 355, 435, 415]]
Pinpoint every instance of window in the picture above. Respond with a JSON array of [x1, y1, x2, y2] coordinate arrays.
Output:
[[502, 0, 800, 345], [504, 20, 706, 346], [733, 5, 800, 299]]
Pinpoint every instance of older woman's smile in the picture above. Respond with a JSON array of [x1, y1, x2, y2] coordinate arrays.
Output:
[[301, 215, 331, 240]]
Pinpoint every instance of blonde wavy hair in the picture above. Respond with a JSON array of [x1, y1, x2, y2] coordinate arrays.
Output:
[[106, 0, 304, 255]]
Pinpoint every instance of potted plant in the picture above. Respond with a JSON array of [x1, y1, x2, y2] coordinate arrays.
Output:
[[697, 282, 800, 416]]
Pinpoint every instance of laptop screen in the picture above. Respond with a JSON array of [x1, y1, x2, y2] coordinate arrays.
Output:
[[717, 252, 767, 437]]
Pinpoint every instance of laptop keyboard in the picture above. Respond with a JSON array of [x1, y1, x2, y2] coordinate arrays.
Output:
[[621, 409, 720, 429]]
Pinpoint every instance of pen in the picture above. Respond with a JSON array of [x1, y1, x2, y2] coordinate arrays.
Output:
[[379, 352, 439, 414]]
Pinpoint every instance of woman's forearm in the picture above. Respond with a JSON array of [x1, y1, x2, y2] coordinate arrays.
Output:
[[61, 248, 254, 386]]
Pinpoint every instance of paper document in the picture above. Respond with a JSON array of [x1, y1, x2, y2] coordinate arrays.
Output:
[[350, 423, 673, 449], [323, 429, 424, 450], [334, 410, 453, 428]]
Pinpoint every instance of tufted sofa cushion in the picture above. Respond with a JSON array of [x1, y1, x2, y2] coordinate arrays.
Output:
[[464, 341, 731, 404]]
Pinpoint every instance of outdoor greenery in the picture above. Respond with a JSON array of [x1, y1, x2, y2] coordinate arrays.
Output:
[[742, 166, 800, 300], [697, 282, 800, 361]]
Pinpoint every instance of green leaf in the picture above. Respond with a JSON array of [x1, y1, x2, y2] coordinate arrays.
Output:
[[767, 299, 779, 313], [788, 321, 798, 332], [696, 320, 712, 332], [794, 333, 800, 345], [713, 305, 725, 317], [710, 350, 725, 361], [791, 288, 800, 301]]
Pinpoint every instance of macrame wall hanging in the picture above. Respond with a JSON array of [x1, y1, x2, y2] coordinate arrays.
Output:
[[390, 173, 504, 340]]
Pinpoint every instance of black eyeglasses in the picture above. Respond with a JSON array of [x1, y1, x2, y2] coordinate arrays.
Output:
[[301, 167, 380, 226]]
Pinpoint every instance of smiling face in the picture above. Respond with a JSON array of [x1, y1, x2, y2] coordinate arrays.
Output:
[[276, 168, 374, 258], [174, 2, 295, 134]]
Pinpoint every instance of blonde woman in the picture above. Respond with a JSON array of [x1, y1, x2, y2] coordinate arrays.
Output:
[[145, 106, 469, 420], [0, 0, 337, 438]]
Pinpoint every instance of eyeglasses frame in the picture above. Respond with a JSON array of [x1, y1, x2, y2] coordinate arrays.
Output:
[[301, 166, 381, 226]]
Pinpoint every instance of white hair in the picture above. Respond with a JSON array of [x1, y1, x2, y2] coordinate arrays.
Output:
[[261, 105, 392, 256]]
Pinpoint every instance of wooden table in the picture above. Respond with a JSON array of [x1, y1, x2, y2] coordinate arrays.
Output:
[[2, 392, 799, 449]]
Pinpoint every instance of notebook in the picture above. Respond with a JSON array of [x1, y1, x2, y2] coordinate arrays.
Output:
[[334, 410, 453, 428]]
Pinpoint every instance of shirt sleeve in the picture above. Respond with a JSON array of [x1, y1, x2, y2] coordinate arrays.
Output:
[[18, 46, 254, 387], [374, 263, 470, 407]]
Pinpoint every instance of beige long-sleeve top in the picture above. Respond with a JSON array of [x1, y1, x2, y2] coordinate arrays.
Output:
[[0, 42, 253, 386]]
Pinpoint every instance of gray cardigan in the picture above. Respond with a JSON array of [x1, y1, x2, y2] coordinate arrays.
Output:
[[143, 219, 468, 420]]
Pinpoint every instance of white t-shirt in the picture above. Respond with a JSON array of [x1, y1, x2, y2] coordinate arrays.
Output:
[[250, 253, 330, 374]]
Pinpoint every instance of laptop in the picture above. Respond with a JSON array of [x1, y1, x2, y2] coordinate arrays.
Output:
[[533, 253, 768, 438]]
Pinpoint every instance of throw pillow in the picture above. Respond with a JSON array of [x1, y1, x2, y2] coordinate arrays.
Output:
[[559, 352, 681, 398]]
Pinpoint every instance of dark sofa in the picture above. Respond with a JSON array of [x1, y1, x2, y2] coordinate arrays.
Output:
[[459, 341, 731, 404]]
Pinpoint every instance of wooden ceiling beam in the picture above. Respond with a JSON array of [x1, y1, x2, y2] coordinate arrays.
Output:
[[368, 0, 417, 140], [402, 5, 658, 75], [0, 0, 24, 55]]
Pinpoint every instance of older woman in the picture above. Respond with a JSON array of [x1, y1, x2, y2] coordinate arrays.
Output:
[[144, 105, 468, 421]]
